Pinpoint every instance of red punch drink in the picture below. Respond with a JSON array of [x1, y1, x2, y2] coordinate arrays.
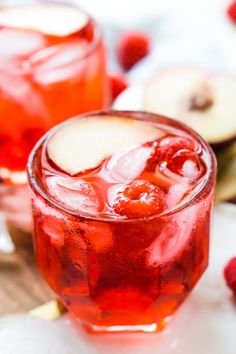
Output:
[[0, 2, 108, 231], [28, 111, 216, 333]]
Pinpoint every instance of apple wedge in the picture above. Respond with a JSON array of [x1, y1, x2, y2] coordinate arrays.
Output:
[[144, 68, 236, 149], [47, 116, 162, 176], [0, 4, 89, 37]]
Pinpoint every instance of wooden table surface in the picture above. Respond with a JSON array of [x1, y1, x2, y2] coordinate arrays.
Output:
[[0, 224, 54, 316]]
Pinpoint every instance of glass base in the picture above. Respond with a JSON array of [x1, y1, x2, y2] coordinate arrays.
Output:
[[83, 317, 171, 334]]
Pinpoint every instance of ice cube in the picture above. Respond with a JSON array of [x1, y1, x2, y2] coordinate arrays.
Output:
[[0, 29, 45, 58], [148, 205, 197, 265], [46, 176, 100, 214], [165, 183, 189, 210], [31, 42, 87, 70], [106, 145, 153, 182], [181, 159, 200, 179], [31, 42, 87, 84]]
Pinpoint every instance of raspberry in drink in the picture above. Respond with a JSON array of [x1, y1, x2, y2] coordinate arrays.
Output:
[[28, 111, 216, 333]]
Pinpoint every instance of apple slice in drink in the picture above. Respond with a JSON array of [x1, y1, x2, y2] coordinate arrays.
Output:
[[144, 68, 236, 151], [0, 4, 89, 37], [47, 116, 162, 176]]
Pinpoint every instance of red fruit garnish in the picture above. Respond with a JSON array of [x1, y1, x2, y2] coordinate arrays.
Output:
[[145, 136, 195, 172], [227, 1, 236, 23], [159, 136, 195, 159], [117, 31, 150, 71], [224, 257, 236, 293], [113, 180, 164, 219], [167, 151, 205, 180], [110, 74, 128, 101]]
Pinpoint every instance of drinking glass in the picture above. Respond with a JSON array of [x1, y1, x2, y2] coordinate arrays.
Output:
[[28, 110, 216, 333], [0, 1, 109, 246]]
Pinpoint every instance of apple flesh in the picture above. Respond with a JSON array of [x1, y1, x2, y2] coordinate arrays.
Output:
[[144, 68, 236, 150], [0, 4, 89, 37], [47, 116, 162, 176]]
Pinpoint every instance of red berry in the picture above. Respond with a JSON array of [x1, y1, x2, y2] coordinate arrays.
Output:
[[227, 1, 236, 23], [159, 136, 195, 160], [113, 180, 164, 219], [110, 74, 128, 101], [145, 136, 195, 172], [167, 151, 205, 179], [224, 257, 236, 293], [117, 31, 150, 71]]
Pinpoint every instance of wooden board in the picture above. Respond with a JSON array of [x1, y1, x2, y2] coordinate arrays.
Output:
[[0, 223, 54, 316]]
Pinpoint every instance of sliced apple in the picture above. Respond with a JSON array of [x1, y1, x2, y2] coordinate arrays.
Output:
[[47, 116, 162, 176], [0, 4, 89, 37], [216, 142, 236, 203], [144, 68, 236, 148]]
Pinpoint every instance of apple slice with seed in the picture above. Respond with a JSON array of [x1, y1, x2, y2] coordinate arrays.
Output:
[[144, 68, 236, 149], [47, 116, 162, 176], [0, 4, 89, 37]]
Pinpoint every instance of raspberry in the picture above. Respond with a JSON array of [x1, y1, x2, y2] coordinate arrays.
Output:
[[117, 31, 150, 71], [145, 136, 195, 172], [224, 257, 236, 293], [167, 151, 205, 179], [113, 180, 164, 219], [227, 1, 236, 23], [110, 74, 128, 101], [159, 136, 195, 160]]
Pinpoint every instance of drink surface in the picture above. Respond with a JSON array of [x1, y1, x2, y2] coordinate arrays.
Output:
[[29, 112, 215, 332], [0, 4, 108, 179], [40, 114, 209, 219]]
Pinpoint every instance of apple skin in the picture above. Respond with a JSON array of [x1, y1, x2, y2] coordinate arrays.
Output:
[[211, 136, 236, 154], [216, 142, 236, 204], [228, 196, 236, 204]]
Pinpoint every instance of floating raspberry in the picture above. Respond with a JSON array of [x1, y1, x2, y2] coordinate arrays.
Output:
[[224, 257, 236, 293], [227, 1, 236, 24], [159, 136, 195, 159], [113, 180, 164, 219], [110, 74, 128, 101], [145, 136, 195, 172], [167, 151, 205, 180], [117, 31, 150, 71]]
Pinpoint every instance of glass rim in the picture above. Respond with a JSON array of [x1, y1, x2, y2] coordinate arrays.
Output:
[[27, 110, 217, 223], [0, 0, 103, 75]]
